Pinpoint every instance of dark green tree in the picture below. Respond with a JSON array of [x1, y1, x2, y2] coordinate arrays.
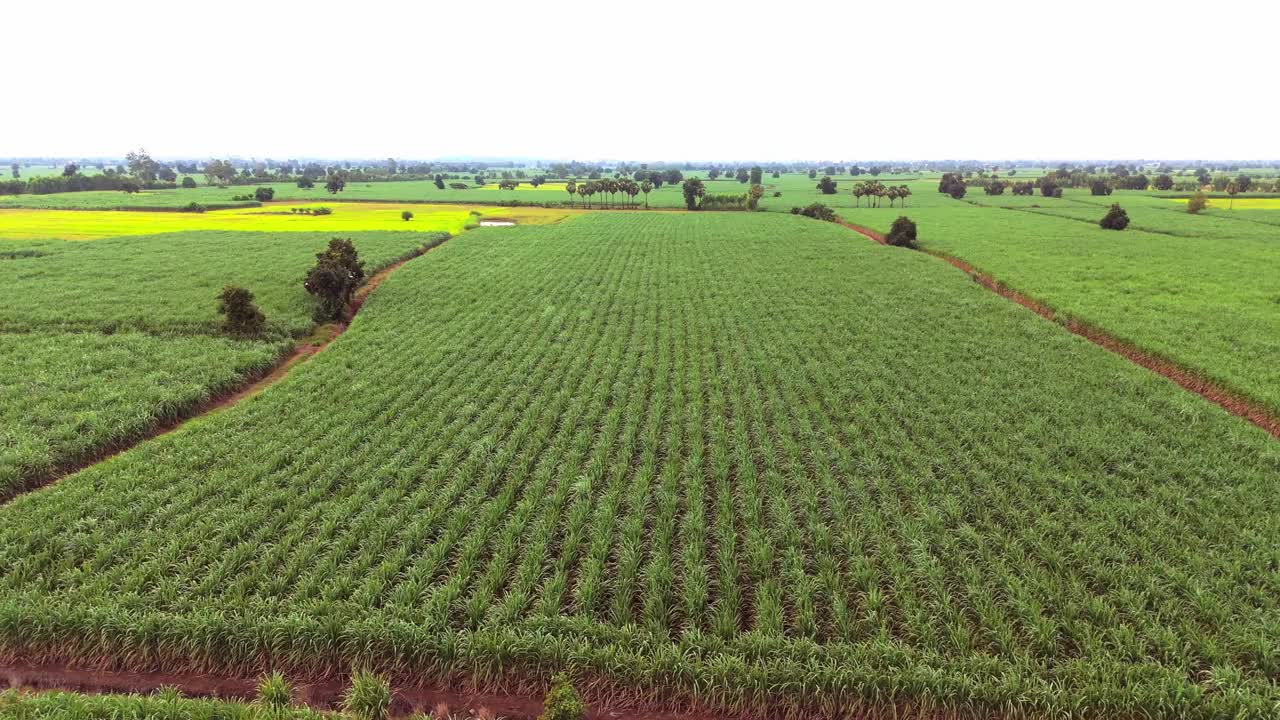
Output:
[[886, 216, 918, 248], [304, 238, 365, 321], [1099, 204, 1130, 230], [682, 178, 705, 210], [217, 286, 266, 337]]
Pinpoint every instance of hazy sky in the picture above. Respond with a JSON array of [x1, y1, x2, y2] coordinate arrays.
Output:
[[7, 0, 1279, 162]]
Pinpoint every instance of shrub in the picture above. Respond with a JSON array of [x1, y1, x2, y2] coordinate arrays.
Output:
[[326, 175, 346, 194], [304, 238, 365, 322], [984, 180, 1006, 196], [254, 187, 275, 202], [1187, 191, 1208, 214], [886, 216, 918, 248], [772, 191, 781, 197], [181, 202, 206, 213], [815, 176, 838, 195], [312, 206, 333, 216], [1038, 176, 1060, 197], [343, 671, 391, 720], [401, 210, 414, 221], [1090, 180, 1112, 196], [119, 180, 141, 194], [256, 672, 294, 716], [449, 182, 469, 190], [181, 177, 197, 189], [217, 286, 266, 337], [1099, 203, 1130, 230], [297, 176, 315, 189], [538, 673, 585, 720], [796, 203, 836, 221]]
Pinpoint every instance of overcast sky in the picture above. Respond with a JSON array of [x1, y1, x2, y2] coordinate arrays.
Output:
[[6, 0, 1278, 162]]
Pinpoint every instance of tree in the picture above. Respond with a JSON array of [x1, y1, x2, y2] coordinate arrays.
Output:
[[1235, 174, 1253, 193], [326, 174, 347, 194], [749, 166, 763, 185], [747, 183, 764, 210], [1038, 176, 1061, 198], [401, 210, 414, 221], [664, 169, 683, 185], [217, 286, 266, 337], [304, 238, 365, 322], [807, 169, 817, 179], [984, 179, 1007, 196], [1099, 203, 1130, 230], [816, 176, 838, 195], [297, 176, 316, 189], [254, 187, 275, 202], [565, 180, 577, 207], [938, 173, 966, 198], [434, 175, 445, 190], [1186, 191, 1208, 214], [157, 166, 177, 183], [898, 185, 911, 208], [119, 179, 141, 194], [62, 163, 78, 177], [735, 168, 750, 183], [682, 178, 705, 210], [205, 159, 236, 186], [852, 183, 865, 207], [640, 180, 652, 208], [1226, 181, 1239, 209], [886, 216, 918, 248], [182, 176, 198, 189], [1153, 174, 1174, 191], [577, 182, 589, 208], [126, 148, 159, 183], [708, 168, 721, 180], [530, 176, 545, 188], [1090, 180, 1112, 196], [10, 163, 19, 178]]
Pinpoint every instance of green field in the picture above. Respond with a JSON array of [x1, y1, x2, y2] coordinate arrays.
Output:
[[2, 213, 1277, 717], [834, 183, 1280, 415], [1, 225, 450, 498]]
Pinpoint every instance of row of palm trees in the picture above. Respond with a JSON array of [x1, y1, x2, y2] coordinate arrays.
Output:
[[852, 182, 912, 208], [564, 178, 655, 209]]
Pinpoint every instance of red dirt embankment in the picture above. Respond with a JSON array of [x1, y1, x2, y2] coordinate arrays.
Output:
[[837, 220, 1280, 440]]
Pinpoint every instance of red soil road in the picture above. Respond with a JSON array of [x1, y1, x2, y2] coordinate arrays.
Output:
[[1, 245, 444, 506], [838, 219, 1280, 440], [0, 662, 739, 720]]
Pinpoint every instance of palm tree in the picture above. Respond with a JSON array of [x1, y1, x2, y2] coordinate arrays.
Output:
[[565, 180, 576, 208], [1226, 181, 1239, 210], [852, 183, 863, 208], [641, 180, 652, 208], [898, 185, 911, 208], [886, 186, 899, 208], [578, 182, 590, 208]]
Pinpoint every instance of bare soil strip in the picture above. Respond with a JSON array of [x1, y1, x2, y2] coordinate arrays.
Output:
[[3, 241, 448, 506], [0, 662, 736, 720], [838, 220, 1280, 439]]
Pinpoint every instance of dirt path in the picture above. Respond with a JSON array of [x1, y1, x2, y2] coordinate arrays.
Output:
[[0, 661, 737, 720], [838, 220, 1280, 440], [2, 242, 447, 506]]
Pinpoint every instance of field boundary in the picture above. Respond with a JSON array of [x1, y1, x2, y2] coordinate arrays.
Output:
[[838, 219, 1280, 439], [1, 234, 453, 506]]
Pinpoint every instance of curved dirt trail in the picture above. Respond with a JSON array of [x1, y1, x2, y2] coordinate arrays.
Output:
[[838, 219, 1280, 440], [2, 238, 450, 505]]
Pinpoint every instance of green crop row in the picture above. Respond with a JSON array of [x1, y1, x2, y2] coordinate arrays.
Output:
[[2, 213, 1276, 717]]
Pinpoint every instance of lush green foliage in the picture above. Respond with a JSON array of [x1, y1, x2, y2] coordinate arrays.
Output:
[[2, 213, 1276, 718], [2, 231, 440, 336], [0, 689, 331, 720], [839, 183, 1280, 414], [0, 331, 281, 500]]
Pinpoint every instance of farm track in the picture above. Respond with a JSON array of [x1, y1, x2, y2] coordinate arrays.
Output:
[[0, 662, 742, 720], [838, 219, 1280, 439], [1, 240, 449, 506]]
